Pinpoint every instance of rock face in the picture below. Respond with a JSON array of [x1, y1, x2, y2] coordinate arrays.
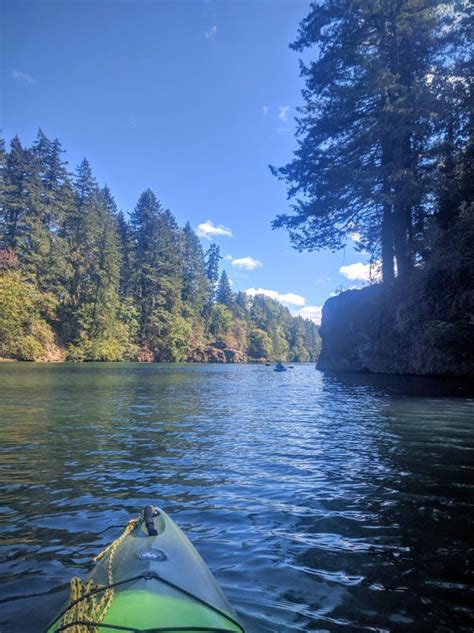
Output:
[[317, 282, 474, 377], [187, 342, 247, 363]]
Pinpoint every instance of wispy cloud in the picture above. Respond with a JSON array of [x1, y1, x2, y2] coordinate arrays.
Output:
[[245, 287, 305, 307], [231, 256, 262, 270], [278, 106, 290, 122], [223, 254, 233, 261], [296, 305, 322, 325], [262, 105, 269, 116], [11, 69, 37, 85], [196, 220, 232, 240], [339, 262, 371, 282], [204, 25, 217, 40]]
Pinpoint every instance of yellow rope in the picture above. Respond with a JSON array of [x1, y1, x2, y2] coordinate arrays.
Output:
[[60, 515, 141, 633]]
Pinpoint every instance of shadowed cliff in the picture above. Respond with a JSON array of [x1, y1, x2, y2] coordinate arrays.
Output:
[[318, 209, 474, 377]]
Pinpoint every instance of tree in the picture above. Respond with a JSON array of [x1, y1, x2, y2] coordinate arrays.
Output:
[[30, 130, 73, 296], [130, 190, 183, 340], [247, 327, 273, 360], [272, 0, 451, 281], [204, 243, 221, 305], [181, 221, 208, 314], [2, 136, 40, 255], [208, 303, 232, 340], [0, 263, 55, 360], [116, 211, 134, 298], [216, 269, 233, 306]]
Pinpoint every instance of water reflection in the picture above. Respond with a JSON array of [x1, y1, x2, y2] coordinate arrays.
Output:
[[0, 364, 473, 632]]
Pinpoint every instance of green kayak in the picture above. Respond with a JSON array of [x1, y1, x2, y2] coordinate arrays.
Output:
[[46, 505, 244, 633]]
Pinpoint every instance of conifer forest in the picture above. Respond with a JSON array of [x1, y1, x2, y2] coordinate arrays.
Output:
[[0, 132, 320, 362]]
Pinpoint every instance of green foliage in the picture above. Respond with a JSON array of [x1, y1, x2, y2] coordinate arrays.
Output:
[[0, 269, 55, 360], [208, 303, 233, 340], [0, 130, 321, 363], [147, 310, 193, 361], [216, 269, 233, 306], [247, 328, 273, 360], [273, 0, 471, 282]]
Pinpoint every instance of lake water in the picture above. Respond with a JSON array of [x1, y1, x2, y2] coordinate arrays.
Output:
[[0, 363, 473, 632]]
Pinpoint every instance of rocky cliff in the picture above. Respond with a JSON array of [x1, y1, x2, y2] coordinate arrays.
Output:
[[318, 206, 474, 377], [317, 278, 474, 377]]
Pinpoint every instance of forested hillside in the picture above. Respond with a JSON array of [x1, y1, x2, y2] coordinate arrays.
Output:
[[0, 132, 320, 362]]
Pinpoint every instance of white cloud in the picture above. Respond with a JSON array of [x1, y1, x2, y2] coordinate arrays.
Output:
[[204, 25, 217, 40], [245, 288, 306, 307], [339, 262, 371, 282], [11, 69, 36, 85], [223, 254, 233, 261], [262, 105, 269, 116], [296, 305, 322, 325], [196, 220, 232, 240], [278, 106, 290, 122], [231, 256, 262, 270]]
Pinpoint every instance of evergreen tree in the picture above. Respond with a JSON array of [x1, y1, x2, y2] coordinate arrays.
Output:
[[272, 0, 450, 281], [30, 130, 73, 296], [2, 136, 40, 255], [216, 269, 233, 306], [129, 189, 161, 337], [181, 221, 208, 313], [0, 137, 10, 250], [117, 211, 134, 298], [204, 243, 221, 305]]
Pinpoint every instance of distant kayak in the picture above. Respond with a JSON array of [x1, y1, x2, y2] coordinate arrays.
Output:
[[46, 505, 244, 633], [274, 362, 287, 372]]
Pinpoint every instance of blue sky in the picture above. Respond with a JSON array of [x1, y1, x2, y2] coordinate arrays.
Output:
[[2, 0, 369, 323]]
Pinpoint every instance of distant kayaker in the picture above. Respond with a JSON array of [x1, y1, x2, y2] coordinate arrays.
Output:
[[274, 361, 287, 372]]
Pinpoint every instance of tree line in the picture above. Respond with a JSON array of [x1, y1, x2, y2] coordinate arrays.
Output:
[[273, 0, 472, 284], [0, 132, 320, 362]]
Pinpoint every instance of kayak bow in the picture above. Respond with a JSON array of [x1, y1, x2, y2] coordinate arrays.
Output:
[[46, 506, 244, 633]]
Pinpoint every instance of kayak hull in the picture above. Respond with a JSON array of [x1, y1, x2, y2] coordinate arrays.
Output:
[[46, 507, 243, 633]]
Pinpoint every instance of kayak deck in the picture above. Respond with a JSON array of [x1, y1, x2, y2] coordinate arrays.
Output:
[[99, 590, 241, 632], [46, 506, 244, 633]]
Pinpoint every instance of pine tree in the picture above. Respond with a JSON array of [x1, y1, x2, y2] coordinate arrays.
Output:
[[204, 243, 221, 306], [0, 137, 10, 250], [116, 211, 134, 298], [2, 136, 40, 256], [61, 158, 99, 343], [272, 0, 450, 281], [30, 130, 73, 296], [216, 269, 233, 306], [181, 221, 208, 313]]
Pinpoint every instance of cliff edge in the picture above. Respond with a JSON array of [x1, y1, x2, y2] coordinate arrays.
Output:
[[317, 209, 474, 377]]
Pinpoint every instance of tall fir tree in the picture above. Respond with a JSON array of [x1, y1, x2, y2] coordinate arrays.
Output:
[[116, 211, 134, 299], [181, 221, 209, 313], [272, 0, 450, 281], [204, 243, 221, 307], [216, 269, 233, 306]]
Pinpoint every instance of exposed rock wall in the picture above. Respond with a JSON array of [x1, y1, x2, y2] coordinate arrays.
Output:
[[317, 280, 474, 377]]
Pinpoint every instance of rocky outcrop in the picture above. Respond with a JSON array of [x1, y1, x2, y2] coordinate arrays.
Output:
[[187, 341, 247, 363], [317, 279, 474, 377]]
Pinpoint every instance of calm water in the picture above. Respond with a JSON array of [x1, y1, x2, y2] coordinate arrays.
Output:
[[1, 364, 473, 632]]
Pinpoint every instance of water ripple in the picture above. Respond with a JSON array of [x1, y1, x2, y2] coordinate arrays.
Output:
[[0, 364, 473, 631]]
